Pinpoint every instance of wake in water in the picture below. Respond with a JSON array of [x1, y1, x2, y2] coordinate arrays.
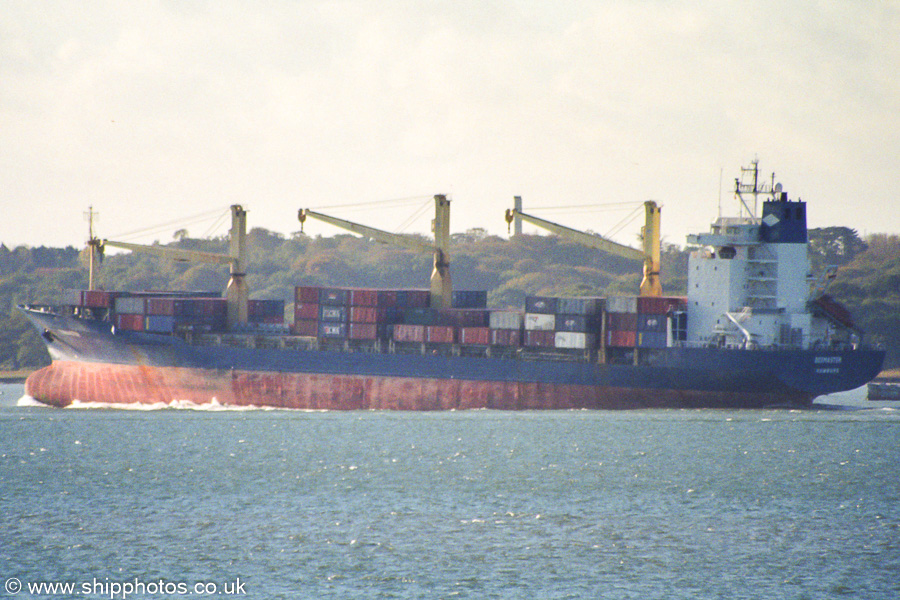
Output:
[[15, 395, 308, 412]]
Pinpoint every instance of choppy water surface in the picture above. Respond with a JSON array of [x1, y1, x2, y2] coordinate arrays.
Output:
[[1, 383, 898, 599]]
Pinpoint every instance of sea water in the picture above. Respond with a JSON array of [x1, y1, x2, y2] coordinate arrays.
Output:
[[1, 383, 898, 600]]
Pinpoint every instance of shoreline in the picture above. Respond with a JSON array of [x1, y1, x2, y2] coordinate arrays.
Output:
[[0, 370, 32, 384]]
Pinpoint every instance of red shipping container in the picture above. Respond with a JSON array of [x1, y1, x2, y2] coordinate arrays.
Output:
[[440, 309, 490, 327], [115, 313, 144, 331], [393, 324, 426, 343], [607, 312, 638, 331], [292, 319, 318, 336], [350, 306, 378, 323], [637, 296, 687, 314], [427, 325, 456, 344], [294, 303, 319, 320], [146, 298, 175, 316], [349, 323, 377, 340], [607, 330, 637, 347], [83, 290, 112, 308], [199, 298, 227, 317], [524, 330, 555, 348], [407, 290, 431, 308], [349, 288, 378, 306], [295, 286, 321, 304], [490, 329, 521, 346], [460, 327, 490, 345]]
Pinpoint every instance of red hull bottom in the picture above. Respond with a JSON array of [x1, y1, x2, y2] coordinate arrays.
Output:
[[25, 361, 810, 410]]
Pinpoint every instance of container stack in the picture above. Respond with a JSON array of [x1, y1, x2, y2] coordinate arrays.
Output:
[[524, 296, 603, 350], [292, 285, 429, 340], [524, 296, 557, 348], [606, 296, 638, 348], [111, 294, 227, 333], [488, 310, 522, 347], [554, 297, 602, 350], [113, 296, 145, 332], [636, 296, 687, 348], [606, 296, 687, 349]]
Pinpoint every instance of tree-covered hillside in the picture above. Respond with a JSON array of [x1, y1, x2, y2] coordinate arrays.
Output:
[[1, 226, 897, 370]]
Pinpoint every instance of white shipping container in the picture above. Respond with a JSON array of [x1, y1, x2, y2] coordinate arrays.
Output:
[[554, 331, 595, 349], [489, 310, 523, 330], [524, 313, 555, 331], [607, 296, 638, 313]]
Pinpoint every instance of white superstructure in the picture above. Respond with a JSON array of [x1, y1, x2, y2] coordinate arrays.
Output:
[[684, 161, 840, 350]]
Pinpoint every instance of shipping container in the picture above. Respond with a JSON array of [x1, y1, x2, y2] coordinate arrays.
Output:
[[607, 312, 638, 331], [451, 290, 488, 309], [404, 307, 438, 326], [489, 310, 523, 330], [426, 325, 456, 344], [115, 313, 144, 331], [261, 315, 284, 324], [554, 332, 596, 349], [490, 329, 521, 346], [319, 305, 348, 322], [198, 298, 227, 318], [83, 290, 113, 308], [525, 296, 558, 314], [524, 330, 556, 348], [248, 299, 284, 319], [404, 290, 431, 308], [376, 307, 404, 324], [376, 290, 398, 307], [637, 314, 667, 332], [145, 315, 175, 333], [146, 298, 175, 316], [607, 296, 638, 313], [392, 324, 426, 343], [114, 296, 145, 314], [607, 330, 637, 347], [460, 327, 490, 345], [637, 296, 687, 314], [637, 331, 668, 348], [294, 303, 319, 320], [295, 285, 320, 304], [350, 306, 378, 323], [554, 314, 592, 332], [349, 288, 378, 307], [349, 322, 377, 340], [319, 288, 350, 306], [524, 313, 555, 331], [292, 319, 318, 337], [556, 297, 603, 315], [318, 322, 348, 338], [439, 309, 490, 327]]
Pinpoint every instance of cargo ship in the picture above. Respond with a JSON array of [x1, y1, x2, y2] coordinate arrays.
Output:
[[19, 163, 884, 409]]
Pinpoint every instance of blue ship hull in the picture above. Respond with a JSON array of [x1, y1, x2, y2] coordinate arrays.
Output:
[[21, 308, 884, 410]]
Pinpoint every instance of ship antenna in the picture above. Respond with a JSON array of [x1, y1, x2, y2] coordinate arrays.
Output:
[[718, 166, 723, 220], [84, 206, 100, 291]]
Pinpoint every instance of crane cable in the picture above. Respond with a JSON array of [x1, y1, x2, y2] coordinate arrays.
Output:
[[107, 206, 233, 242]]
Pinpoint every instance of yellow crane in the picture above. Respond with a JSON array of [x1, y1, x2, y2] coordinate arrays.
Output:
[[94, 205, 250, 327], [299, 195, 452, 309], [506, 198, 662, 297]]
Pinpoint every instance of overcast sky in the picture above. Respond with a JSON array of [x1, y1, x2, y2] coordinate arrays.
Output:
[[3, 1, 899, 252]]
